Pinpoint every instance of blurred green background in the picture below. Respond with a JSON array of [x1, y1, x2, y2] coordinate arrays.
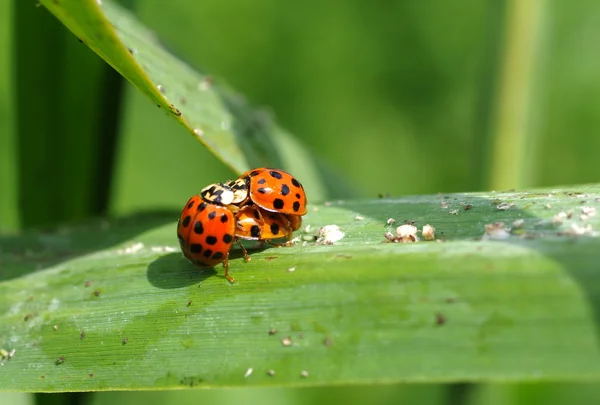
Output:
[[2, 0, 600, 403], [3, 0, 600, 232]]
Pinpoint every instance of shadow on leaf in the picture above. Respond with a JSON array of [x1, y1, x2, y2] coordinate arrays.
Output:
[[0, 211, 177, 282], [146, 252, 216, 289], [146, 246, 264, 289]]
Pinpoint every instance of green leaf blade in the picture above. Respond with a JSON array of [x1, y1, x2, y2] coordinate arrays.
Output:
[[39, 0, 343, 203], [2, 185, 600, 391], [41, 0, 248, 171]]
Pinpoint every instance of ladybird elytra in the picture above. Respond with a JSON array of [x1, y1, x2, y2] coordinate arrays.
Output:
[[177, 195, 248, 283], [238, 168, 307, 215]]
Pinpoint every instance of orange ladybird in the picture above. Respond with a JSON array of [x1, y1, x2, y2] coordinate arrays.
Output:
[[238, 168, 307, 215], [177, 195, 248, 283], [235, 205, 302, 244]]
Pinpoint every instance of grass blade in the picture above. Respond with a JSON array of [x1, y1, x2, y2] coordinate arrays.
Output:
[[39, 0, 338, 201], [14, 2, 122, 228], [0, 0, 17, 233], [486, 0, 546, 190], [1, 185, 599, 391]]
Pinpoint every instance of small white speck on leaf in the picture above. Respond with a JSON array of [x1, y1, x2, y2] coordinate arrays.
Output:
[[552, 212, 568, 225], [315, 225, 345, 245], [512, 219, 525, 228], [118, 242, 144, 255], [483, 222, 511, 240], [496, 202, 514, 211], [422, 224, 435, 241]]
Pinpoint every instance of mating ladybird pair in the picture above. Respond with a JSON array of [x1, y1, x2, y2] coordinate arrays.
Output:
[[177, 168, 307, 282]]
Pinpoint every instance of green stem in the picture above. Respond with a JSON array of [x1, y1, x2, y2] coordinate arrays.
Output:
[[0, 0, 18, 232], [488, 0, 545, 190]]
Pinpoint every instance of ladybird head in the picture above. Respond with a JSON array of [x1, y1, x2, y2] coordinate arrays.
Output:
[[200, 183, 235, 205], [224, 178, 249, 204]]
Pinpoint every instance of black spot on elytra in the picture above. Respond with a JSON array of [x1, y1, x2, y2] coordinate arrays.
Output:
[[198, 202, 207, 212], [190, 244, 203, 254], [203, 249, 213, 258], [251, 225, 261, 238], [208, 211, 216, 220], [291, 178, 300, 188], [212, 252, 224, 260], [194, 221, 204, 234], [273, 199, 285, 210], [182, 215, 191, 228], [257, 187, 267, 194], [296, 193, 301, 199], [187, 200, 195, 209], [270, 223, 280, 235], [206, 236, 217, 245], [250, 170, 260, 177], [220, 214, 228, 223], [223, 234, 233, 244], [293, 201, 301, 212], [269, 171, 283, 179], [257, 178, 266, 185], [281, 184, 290, 196]]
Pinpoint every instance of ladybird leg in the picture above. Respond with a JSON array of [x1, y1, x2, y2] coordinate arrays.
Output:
[[287, 214, 303, 232], [223, 253, 236, 284], [236, 238, 251, 262], [253, 206, 266, 223], [283, 216, 295, 245], [270, 215, 295, 247]]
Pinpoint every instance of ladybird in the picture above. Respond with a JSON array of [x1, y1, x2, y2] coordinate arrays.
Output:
[[239, 168, 307, 215], [287, 213, 303, 232], [235, 205, 301, 244], [177, 195, 248, 283], [200, 178, 248, 207]]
